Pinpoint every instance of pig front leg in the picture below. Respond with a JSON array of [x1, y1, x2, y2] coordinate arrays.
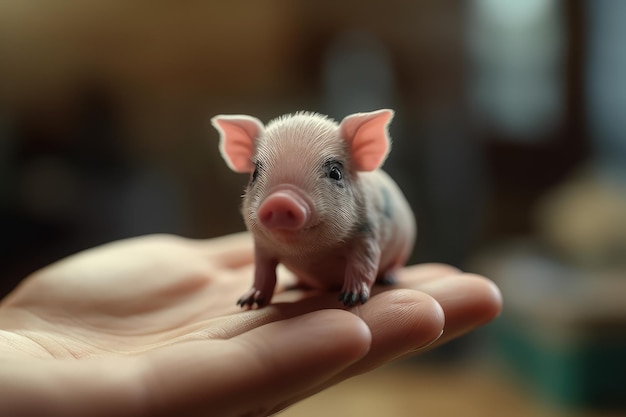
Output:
[[339, 236, 381, 307], [237, 247, 278, 308]]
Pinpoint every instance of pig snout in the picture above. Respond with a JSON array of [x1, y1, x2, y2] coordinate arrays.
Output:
[[258, 189, 312, 231]]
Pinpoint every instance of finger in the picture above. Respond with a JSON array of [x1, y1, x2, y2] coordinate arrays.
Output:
[[394, 262, 462, 285], [268, 269, 501, 413], [348, 289, 445, 371], [407, 272, 502, 349], [188, 265, 453, 342], [268, 289, 445, 414], [140, 309, 372, 417], [375, 265, 502, 349], [270, 267, 500, 354], [197, 265, 498, 350], [194, 232, 255, 269]]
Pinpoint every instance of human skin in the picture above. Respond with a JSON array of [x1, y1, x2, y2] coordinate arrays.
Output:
[[0, 232, 502, 417]]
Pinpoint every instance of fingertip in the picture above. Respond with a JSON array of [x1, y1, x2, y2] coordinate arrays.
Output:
[[353, 289, 445, 357], [381, 289, 445, 348], [398, 263, 462, 282], [459, 273, 503, 324], [413, 272, 503, 347]]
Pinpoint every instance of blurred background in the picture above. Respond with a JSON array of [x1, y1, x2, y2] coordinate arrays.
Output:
[[1, 0, 625, 415]]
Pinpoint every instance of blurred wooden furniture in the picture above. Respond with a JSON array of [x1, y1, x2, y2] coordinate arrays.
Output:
[[283, 364, 624, 417]]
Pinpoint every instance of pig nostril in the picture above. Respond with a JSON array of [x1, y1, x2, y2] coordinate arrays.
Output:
[[260, 208, 300, 229], [261, 211, 272, 222]]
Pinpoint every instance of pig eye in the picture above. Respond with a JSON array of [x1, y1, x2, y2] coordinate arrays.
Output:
[[329, 166, 342, 181], [250, 161, 262, 184], [324, 159, 344, 184]]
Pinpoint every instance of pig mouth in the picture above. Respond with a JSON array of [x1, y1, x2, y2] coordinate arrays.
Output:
[[265, 221, 321, 237], [258, 220, 324, 247]]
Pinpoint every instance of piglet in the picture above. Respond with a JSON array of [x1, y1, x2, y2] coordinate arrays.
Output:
[[211, 109, 416, 308]]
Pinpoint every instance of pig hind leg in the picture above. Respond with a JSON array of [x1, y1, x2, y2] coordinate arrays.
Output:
[[376, 246, 412, 286], [376, 270, 398, 286]]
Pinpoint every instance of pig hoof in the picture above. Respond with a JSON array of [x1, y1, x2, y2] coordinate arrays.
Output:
[[377, 273, 397, 286], [338, 291, 369, 307], [236, 289, 266, 308]]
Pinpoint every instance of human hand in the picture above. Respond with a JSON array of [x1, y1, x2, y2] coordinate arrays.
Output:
[[0, 233, 501, 417]]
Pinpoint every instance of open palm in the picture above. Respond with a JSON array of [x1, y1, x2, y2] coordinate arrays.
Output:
[[0, 233, 501, 417]]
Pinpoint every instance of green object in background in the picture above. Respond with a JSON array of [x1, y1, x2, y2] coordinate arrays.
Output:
[[495, 316, 626, 410], [473, 243, 626, 411]]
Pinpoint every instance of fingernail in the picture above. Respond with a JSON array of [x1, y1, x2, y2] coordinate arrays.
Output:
[[412, 329, 444, 352]]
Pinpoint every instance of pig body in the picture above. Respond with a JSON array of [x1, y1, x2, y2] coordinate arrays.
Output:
[[212, 109, 416, 307]]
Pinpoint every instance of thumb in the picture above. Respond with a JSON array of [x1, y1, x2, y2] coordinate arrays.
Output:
[[142, 309, 372, 417]]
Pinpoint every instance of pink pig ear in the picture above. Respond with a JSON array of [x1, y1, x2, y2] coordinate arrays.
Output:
[[211, 115, 265, 173], [339, 109, 394, 172]]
